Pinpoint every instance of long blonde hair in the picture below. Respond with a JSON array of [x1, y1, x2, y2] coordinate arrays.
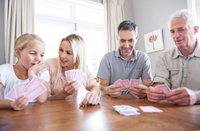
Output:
[[58, 34, 86, 73]]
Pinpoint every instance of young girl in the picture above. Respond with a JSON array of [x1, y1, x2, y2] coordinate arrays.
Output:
[[44, 34, 100, 107], [0, 33, 50, 110]]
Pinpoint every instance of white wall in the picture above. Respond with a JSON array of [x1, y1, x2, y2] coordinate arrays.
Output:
[[124, 0, 187, 75], [0, 0, 5, 64]]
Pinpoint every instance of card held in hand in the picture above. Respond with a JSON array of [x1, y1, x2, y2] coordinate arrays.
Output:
[[5, 77, 47, 102]]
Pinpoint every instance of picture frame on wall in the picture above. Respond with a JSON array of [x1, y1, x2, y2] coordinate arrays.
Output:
[[144, 29, 164, 53]]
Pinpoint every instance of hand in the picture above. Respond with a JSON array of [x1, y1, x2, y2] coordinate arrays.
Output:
[[79, 92, 100, 107], [166, 87, 197, 106], [129, 84, 147, 98], [62, 80, 78, 96], [10, 96, 29, 110], [28, 62, 45, 79], [146, 86, 166, 102], [106, 84, 124, 97]]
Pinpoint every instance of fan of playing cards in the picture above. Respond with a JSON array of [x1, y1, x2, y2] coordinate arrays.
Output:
[[65, 69, 87, 88], [114, 79, 140, 89], [154, 84, 171, 94], [5, 77, 47, 102]]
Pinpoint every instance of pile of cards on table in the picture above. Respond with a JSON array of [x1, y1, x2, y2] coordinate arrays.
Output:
[[65, 69, 86, 88], [113, 105, 140, 116], [114, 79, 140, 89], [5, 77, 47, 102]]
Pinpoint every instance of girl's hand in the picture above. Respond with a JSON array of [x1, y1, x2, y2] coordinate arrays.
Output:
[[28, 62, 45, 79], [10, 96, 29, 110]]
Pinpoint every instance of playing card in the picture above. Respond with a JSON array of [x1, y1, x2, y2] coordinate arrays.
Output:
[[77, 85, 88, 105], [120, 79, 130, 89], [114, 79, 140, 89], [5, 77, 46, 102], [155, 84, 170, 94], [114, 79, 122, 86], [24, 77, 47, 101], [139, 106, 163, 112], [130, 79, 140, 87], [15, 82, 28, 98], [65, 69, 86, 88], [5, 87, 17, 101]]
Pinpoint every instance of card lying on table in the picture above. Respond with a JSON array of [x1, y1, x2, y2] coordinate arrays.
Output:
[[5, 77, 47, 102], [139, 106, 163, 112]]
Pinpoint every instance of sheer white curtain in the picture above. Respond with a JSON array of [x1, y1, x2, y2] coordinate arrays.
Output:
[[4, 0, 34, 64], [187, 0, 200, 37], [103, 0, 125, 52]]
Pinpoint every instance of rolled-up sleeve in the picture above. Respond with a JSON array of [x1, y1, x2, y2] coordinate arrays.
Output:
[[153, 52, 171, 87]]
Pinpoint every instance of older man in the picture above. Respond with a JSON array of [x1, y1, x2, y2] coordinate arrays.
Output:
[[147, 9, 200, 105]]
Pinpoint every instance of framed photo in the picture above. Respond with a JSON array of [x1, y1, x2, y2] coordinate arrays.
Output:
[[144, 29, 164, 53]]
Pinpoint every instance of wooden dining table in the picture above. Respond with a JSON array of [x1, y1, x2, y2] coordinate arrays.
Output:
[[0, 94, 200, 131]]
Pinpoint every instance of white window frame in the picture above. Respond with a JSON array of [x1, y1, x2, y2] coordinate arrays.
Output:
[[34, 0, 106, 75]]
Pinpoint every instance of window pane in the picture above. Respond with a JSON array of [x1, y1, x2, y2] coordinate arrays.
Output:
[[35, 0, 106, 75], [35, 21, 74, 59], [77, 25, 106, 75], [35, 0, 72, 19], [75, 5, 104, 24]]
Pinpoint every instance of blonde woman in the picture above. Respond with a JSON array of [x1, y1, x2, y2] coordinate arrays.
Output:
[[0, 33, 50, 110], [45, 34, 100, 107]]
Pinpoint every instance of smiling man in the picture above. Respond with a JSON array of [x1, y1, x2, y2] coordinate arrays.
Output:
[[97, 20, 153, 98], [147, 9, 200, 106]]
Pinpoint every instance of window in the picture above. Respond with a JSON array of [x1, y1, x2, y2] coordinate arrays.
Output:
[[187, 0, 200, 37], [35, 0, 106, 75]]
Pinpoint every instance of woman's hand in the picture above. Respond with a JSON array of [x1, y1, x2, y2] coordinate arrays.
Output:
[[79, 92, 100, 107], [62, 80, 78, 96]]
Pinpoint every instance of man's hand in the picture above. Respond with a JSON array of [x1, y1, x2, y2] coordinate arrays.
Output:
[[166, 87, 197, 106], [129, 84, 147, 98], [146, 86, 166, 102]]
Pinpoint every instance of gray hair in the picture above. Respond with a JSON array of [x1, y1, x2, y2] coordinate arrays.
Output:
[[168, 9, 197, 29]]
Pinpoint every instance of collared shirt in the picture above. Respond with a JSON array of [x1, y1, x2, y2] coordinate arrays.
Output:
[[97, 49, 152, 85], [154, 41, 200, 90]]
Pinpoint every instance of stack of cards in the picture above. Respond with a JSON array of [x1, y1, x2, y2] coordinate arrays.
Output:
[[65, 69, 86, 88], [155, 84, 170, 94], [5, 77, 47, 102], [113, 105, 140, 116]]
